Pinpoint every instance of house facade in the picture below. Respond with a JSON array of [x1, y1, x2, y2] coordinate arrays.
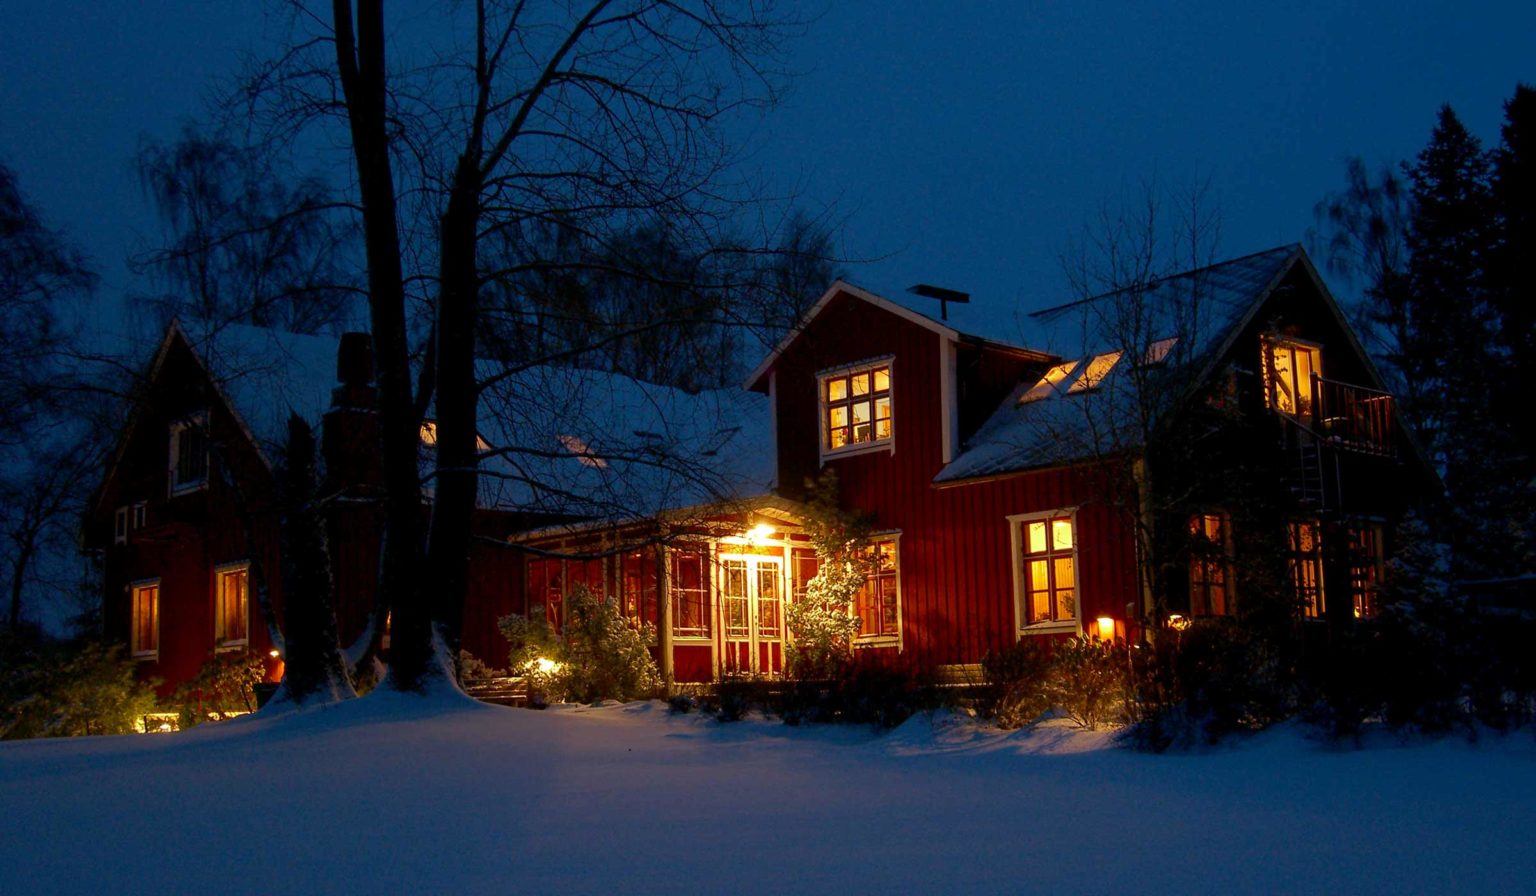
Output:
[[93, 245, 1430, 695]]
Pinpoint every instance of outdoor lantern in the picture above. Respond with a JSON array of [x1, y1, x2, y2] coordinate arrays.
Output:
[[745, 522, 775, 543], [1095, 616, 1116, 641]]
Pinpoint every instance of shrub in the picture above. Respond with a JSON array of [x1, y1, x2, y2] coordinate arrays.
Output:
[[786, 471, 870, 679], [457, 650, 508, 681], [1046, 636, 1131, 730], [174, 651, 268, 726], [981, 638, 1055, 729], [1, 634, 160, 739], [499, 584, 662, 704]]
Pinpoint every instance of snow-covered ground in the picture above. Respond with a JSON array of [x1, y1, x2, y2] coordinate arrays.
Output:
[[3, 694, 1534, 895]]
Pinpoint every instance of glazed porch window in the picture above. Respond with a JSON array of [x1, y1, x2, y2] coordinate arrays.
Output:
[[131, 580, 160, 659], [854, 540, 899, 641], [620, 551, 658, 631], [1189, 513, 1231, 616], [1019, 513, 1076, 627], [1288, 521, 1326, 618], [1264, 338, 1322, 419], [669, 550, 710, 638], [821, 362, 892, 452], [1348, 524, 1385, 620], [214, 563, 249, 648]]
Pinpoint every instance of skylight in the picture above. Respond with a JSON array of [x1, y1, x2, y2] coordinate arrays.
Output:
[[558, 434, 608, 469], [1068, 351, 1123, 393], [1142, 337, 1178, 365], [1019, 361, 1080, 404]]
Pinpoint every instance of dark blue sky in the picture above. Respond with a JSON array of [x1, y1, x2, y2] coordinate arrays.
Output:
[[2, 1, 1532, 342]]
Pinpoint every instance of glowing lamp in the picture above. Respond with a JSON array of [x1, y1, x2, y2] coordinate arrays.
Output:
[[745, 522, 776, 543], [1166, 614, 1192, 632], [269, 649, 281, 659], [534, 657, 562, 674], [1095, 616, 1116, 641]]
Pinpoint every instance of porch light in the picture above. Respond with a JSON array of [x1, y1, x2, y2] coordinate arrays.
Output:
[[1095, 616, 1116, 641], [1166, 614, 1192, 632], [745, 522, 775, 544], [269, 649, 280, 659]]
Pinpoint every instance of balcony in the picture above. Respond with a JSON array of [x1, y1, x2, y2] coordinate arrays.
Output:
[[1310, 375, 1396, 457]]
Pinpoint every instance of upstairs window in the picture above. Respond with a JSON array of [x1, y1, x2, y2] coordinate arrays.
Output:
[[214, 563, 249, 649], [131, 580, 160, 659], [821, 361, 892, 454], [1264, 338, 1322, 419], [1288, 521, 1325, 618], [1012, 511, 1077, 630], [169, 416, 209, 495], [1189, 513, 1231, 616]]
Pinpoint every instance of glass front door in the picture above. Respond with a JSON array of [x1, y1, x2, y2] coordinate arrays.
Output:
[[720, 555, 784, 676]]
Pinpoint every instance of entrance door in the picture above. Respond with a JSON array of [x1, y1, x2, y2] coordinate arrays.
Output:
[[719, 556, 784, 676]]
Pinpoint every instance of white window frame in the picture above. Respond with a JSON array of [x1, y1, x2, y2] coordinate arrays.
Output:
[[113, 506, 129, 546], [168, 414, 209, 496], [130, 578, 160, 660], [131, 502, 147, 530], [817, 357, 895, 463], [1262, 336, 1324, 419], [853, 534, 902, 650], [213, 561, 250, 651], [1008, 509, 1082, 636]]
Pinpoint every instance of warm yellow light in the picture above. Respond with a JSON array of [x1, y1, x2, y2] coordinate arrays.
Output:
[[533, 657, 562, 675], [745, 523, 776, 543], [1166, 614, 1192, 632], [269, 649, 281, 659], [1095, 616, 1116, 641]]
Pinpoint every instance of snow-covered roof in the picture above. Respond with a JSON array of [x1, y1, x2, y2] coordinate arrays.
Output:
[[180, 323, 772, 518], [936, 245, 1301, 483]]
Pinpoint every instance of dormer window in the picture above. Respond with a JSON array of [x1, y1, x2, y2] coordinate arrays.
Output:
[[820, 360, 893, 455], [169, 415, 208, 496], [1264, 338, 1322, 419]]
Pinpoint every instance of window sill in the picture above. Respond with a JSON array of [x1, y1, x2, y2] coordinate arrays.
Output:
[[1020, 621, 1078, 636], [169, 482, 207, 497], [214, 642, 248, 654], [132, 652, 158, 662], [671, 634, 712, 643], [820, 440, 893, 463], [854, 636, 899, 649]]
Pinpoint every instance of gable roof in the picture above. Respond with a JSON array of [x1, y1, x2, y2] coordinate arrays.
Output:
[[935, 244, 1368, 483]]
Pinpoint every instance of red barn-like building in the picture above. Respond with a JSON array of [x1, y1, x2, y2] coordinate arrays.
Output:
[[92, 245, 1429, 693]]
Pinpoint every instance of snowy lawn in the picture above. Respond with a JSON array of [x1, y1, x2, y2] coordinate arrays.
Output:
[[3, 693, 1534, 895]]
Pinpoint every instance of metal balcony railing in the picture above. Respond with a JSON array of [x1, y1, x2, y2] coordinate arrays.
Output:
[[1310, 375, 1396, 457]]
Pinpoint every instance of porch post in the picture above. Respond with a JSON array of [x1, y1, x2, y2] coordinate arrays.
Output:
[[656, 543, 673, 691]]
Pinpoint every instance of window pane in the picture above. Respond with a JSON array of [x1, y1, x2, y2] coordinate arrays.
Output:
[[850, 373, 870, 396], [1051, 518, 1073, 550], [830, 427, 848, 449], [1028, 558, 1049, 592], [1055, 589, 1076, 621], [851, 401, 871, 425], [1027, 522, 1047, 554], [827, 378, 847, 402], [1030, 590, 1051, 623], [874, 396, 891, 421], [1053, 557, 1075, 590], [828, 406, 848, 428], [873, 368, 890, 392]]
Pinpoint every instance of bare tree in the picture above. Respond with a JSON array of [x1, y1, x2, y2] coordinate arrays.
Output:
[[237, 1, 803, 691]]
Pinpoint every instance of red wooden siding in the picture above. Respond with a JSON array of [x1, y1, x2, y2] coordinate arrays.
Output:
[[765, 289, 1138, 671]]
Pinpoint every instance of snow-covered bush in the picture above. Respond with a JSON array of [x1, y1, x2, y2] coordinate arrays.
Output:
[[456, 650, 508, 681], [786, 472, 870, 680], [499, 585, 661, 704]]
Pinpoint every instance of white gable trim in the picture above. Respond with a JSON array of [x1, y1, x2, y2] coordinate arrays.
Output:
[[939, 336, 957, 464], [743, 280, 959, 391]]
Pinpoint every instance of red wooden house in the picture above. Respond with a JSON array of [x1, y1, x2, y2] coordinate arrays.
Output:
[[93, 245, 1428, 694]]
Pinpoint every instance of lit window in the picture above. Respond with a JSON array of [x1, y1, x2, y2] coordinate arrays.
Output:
[[1019, 361, 1079, 404], [855, 540, 900, 642], [1264, 338, 1322, 418], [1068, 351, 1123, 393], [215, 563, 249, 648], [131, 580, 160, 659], [669, 549, 710, 638], [1348, 524, 1385, 620], [820, 361, 893, 453], [1288, 521, 1325, 618], [169, 416, 209, 495], [1189, 513, 1231, 616], [620, 551, 658, 632], [1142, 337, 1178, 365], [1013, 512, 1077, 628]]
